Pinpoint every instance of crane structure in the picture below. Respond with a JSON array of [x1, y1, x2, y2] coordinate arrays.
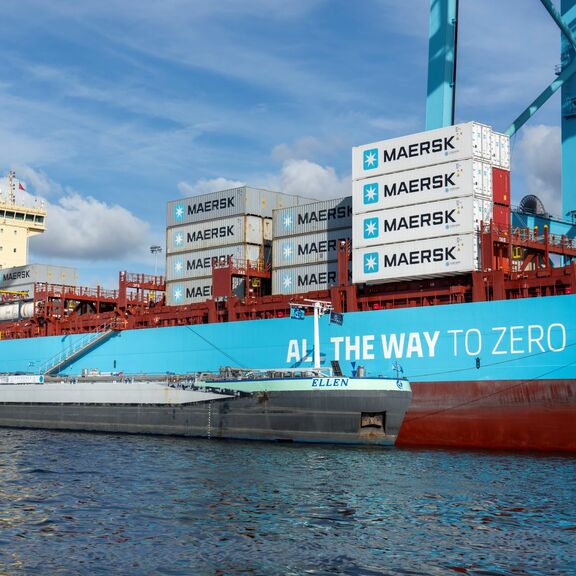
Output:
[[426, 0, 576, 220]]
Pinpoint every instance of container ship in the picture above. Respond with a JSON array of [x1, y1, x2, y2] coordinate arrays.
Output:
[[1, 1, 575, 451], [0, 120, 575, 452]]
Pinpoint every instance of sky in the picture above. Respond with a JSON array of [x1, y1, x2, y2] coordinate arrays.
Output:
[[0, 0, 566, 287]]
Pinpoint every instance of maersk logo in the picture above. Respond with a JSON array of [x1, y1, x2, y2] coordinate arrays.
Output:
[[174, 204, 184, 221], [382, 136, 456, 163], [363, 148, 378, 171], [282, 241, 294, 261], [173, 259, 184, 276], [363, 217, 379, 239], [363, 183, 379, 205], [363, 252, 379, 274], [282, 215, 293, 230], [173, 231, 184, 248], [172, 285, 183, 303], [282, 272, 294, 292]]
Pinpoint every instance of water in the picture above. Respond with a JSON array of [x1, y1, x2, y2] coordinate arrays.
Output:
[[0, 430, 574, 576]]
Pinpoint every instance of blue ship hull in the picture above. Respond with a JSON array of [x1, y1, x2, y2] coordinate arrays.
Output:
[[1, 294, 575, 450]]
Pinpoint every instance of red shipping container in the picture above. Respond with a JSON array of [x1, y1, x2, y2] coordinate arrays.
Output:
[[493, 203, 510, 227], [492, 167, 510, 205]]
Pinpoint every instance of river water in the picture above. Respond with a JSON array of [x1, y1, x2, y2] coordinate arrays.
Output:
[[0, 429, 574, 575]]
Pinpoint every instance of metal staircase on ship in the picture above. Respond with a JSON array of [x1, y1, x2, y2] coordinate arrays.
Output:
[[38, 318, 125, 376]]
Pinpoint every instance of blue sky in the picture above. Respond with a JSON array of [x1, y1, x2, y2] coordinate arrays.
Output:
[[0, 0, 566, 287]]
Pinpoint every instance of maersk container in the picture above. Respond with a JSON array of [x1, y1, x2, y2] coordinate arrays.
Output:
[[166, 187, 309, 227], [166, 276, 245, 306], [272, 228, 352, 267], [490, 132, 511, 170], [352, 197, 487, 248], [352, 122, 492, 181], [352, 159, 493, 215], [272, 262, 351, 295], [166, 215, 268, 254], [273, 197, 352, 238], [0, 264, 78, 291], [166, 244, 264, 281], [352, 233, 480, 284]]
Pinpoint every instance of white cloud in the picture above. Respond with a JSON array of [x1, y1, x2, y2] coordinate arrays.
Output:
[[178, 177, 246, 197], [1, 169, 150, 261], [515, 124, 561, 216], [179, 158, 350, 203], [36, 193, 150, 260], [262, 159, 349, 201]]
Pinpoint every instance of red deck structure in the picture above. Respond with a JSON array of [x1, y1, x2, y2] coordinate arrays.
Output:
[[1, 222, 576, 341]]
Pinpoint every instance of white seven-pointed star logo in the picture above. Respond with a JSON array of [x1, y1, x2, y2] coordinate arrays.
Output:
[[173, 288, 183, 301], [283, 275, 292, 288], [365, 255, 378, 271], [174, 232, 183, 246], [364, 185, 377, 202], [364, 151, 377, 167], [174, 260, 183, 273], [365, 220, 378, 236], [283, 244, 293, 258], [283, 215, 292, 228], [175, 205, 184, 219]]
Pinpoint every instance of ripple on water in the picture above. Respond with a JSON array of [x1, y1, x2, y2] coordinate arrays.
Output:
[[0, 431, 574, 575]]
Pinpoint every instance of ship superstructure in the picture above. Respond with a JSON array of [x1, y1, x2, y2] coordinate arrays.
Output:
[[0, 171, 46, 270]]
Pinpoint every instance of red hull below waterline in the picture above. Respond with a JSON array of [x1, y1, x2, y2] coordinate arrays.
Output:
[[397, 380, 576, 452]]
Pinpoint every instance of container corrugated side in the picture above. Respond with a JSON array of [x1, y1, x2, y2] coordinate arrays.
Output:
[[165, 276, 245, 305], [273, 197, 352, 238], [272, 228, 352, 267], [272, 262, 351, 295], [352, 233, 479, 284], [352, 159, 492, 215], [166, 244, 264, 281], [166, 215, 265, 254], [0, 264, 78, 289], [166, 187, 306, 227], [352, 122, 489, 181], [352, 197, 485, 248]]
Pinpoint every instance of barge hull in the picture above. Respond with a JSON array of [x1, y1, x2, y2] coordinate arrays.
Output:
[[0, 389, 410, 445]]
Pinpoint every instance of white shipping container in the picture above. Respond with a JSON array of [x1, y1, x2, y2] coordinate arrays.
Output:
[[352, 234, 480, 284], [166, 277, 245, 305], [166, 215, 266, 254], [166, 244, 264, 281], [499, 133, 511, 169], [352, 122, 490, 180], [273, 228, 351, 267], [272, 262, 351, 295], [166, 186, 309, 227], [353, 159, 492, 215], [273, 197, 352, 238], [482, 163, 493, 197], [353, 197, 486, 248], [481, 125, 492, 161], [488, 131, 511, 170], [0, 264, 78, 290]]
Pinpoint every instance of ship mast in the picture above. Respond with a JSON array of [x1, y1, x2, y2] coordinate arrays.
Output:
[[291, 299, 333, 369]]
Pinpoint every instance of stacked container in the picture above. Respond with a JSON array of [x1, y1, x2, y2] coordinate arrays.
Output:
[[351, 122, 510, 284], [165, 186, 305, 305], [272, 197, 352, 294], [0, 264, 78, 299]]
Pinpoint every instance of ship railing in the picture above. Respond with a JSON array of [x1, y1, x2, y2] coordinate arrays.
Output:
[[212, 366, 334, 379]]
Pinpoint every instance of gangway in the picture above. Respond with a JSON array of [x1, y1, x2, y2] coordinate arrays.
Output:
[[38, 318, 125, 376]]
